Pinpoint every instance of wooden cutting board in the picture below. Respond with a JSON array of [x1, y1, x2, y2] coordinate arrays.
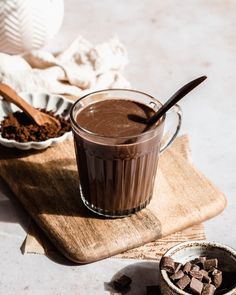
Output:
[[0, 135, 226, 263]]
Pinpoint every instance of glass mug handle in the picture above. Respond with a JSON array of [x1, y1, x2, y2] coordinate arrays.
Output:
[[160, 104, 182, 153]]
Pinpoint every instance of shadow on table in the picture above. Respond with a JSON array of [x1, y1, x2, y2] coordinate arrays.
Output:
[[18, 217, 79, 266], [0, 175, 76, 266], [0, 156, 100, 218], [104, 261, 160, 295], [0, 176, 30, 230]]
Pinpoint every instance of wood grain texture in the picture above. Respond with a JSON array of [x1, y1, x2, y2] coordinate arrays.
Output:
[[22, 221, 205, 261], [0, 135, 226, 263]]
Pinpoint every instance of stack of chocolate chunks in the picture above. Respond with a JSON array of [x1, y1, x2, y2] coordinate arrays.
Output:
[[161, 256, 235, 294]]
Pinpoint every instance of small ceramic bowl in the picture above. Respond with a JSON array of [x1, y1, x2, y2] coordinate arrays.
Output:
[[159, 240, 236, 295], [0, 92, 73, 150]]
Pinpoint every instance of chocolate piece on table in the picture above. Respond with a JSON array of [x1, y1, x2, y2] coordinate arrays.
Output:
[[203, 258, 218, 270], [183, 262, 192, 274], [174, 262, 182, 273], [176, 275, 191, 290], [113, 275, 132, 291], [201, 283, 216, 295], [170, 270, 185, 281], [189, 270, 203, 281], [189, 277, 203, 295], [161, 257, 175, 273], [191, 264, 200, 272], [146, 285, 161, 295], [212, 269, 222, 288]]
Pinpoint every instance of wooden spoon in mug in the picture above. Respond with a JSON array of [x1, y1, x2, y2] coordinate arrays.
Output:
[[0, 83, 61, 128]]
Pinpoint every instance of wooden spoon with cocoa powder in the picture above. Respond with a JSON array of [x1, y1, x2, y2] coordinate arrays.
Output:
[[0, 83, 61, 128]]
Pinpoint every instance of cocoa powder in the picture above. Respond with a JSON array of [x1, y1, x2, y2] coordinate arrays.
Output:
[[0, 110, 71, 142]]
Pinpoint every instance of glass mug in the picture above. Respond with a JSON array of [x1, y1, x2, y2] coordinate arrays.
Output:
[[70, 89, 182, 218]]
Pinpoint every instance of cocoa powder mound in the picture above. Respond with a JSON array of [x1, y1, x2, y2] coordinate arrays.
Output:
[[0, 110, 71, 142]]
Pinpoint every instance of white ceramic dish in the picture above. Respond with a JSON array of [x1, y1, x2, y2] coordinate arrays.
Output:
[[0, 92, 73, 150], [159, 240, 236, 295]]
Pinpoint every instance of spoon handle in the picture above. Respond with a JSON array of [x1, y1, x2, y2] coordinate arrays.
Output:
[[0, 83, 61, 127], [147, 76, 207, 125], [0, 83, 39, 121]]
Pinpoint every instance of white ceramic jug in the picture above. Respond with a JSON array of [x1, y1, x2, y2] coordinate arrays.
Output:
[[0, 0, 64, 54]]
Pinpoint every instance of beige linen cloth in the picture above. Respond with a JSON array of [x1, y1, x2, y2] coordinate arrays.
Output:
[[0, 35, 130, 95]]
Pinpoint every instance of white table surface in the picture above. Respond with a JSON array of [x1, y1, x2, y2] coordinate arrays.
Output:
[[1, 1, 236, 294]]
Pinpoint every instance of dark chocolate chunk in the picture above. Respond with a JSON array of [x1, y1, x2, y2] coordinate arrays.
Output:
[[202, 283, 216, 295], [192, 256, 206, 267], [183, 261, 192, 274], [113, 275, 132, 291], [174, 262, 182, 273], [170, 270, 185, 281], [161, 256, 175, 273], [203, 259, 218, 270], [163, 256, 235, 294], [189, 270, 203, 281], [212, 269, 222, 288], [146, 285, 161, 295], [189, 277, 203, 294], [208, 267, 216, 274], [191, 264, 200, 272], [200, 269, 212, 283], [176, 275, 191, 290]]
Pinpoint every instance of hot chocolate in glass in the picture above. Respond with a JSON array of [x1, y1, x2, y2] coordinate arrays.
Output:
[[70, 89, 181, 217]]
